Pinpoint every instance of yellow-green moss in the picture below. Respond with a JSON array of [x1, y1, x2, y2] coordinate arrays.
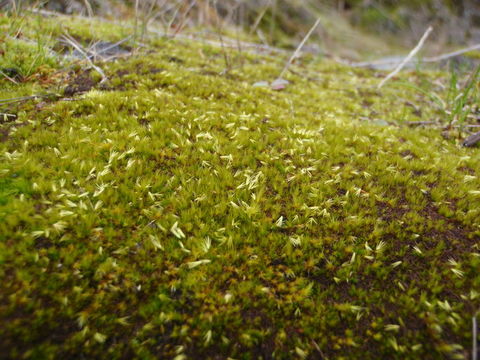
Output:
[[465, 50, 480, 60], [0, 13, 479, 360]]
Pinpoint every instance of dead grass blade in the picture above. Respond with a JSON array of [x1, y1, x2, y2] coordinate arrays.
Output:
[[61, 33, 108, 84], [378, 26, 433, 89], [278, 17, 321, 79]]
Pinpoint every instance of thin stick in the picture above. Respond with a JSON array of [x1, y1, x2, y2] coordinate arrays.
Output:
[[0, 70, 19, 84], [426, 43, 480, 62], [311, 340, 326, 359], [405, 121, 437, 126], [150, 1, 178, 35], [235, 4, 244, 68], [347, 43, 480, 68], [403, 122, 480, 129], [134, 0, 139, 51], [84, 35, 133, 61], [83, 0, 93, 17], [62, 33, 108, 84], [145, 0, 168, 29], [172, 0, 197, 37], [138, 0, 155, 43], [0, 94, 55, 105], [378, 26, 433, 89], [249, 0, 272, 35], [166, 3, 182, 37], [10, 0, 17, 14], [31, 7, 285, 57], [269, 0, 277, 44], [278, 17, 321, 79], [213, 0, 230, 73]]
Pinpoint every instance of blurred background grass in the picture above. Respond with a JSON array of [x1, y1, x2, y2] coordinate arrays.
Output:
[[1, 0, 480, 61]]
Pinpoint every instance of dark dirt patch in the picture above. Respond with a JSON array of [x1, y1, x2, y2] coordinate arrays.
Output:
[[148, 67, 165, 75], [404, 101, 423, 117], [137, 117, 150, 126], [457, 166, 475, 175], [116, 69, 132, 78], [412, 169, 428, 176], [376, 192, 479, 266], [422, 202, 445, 222], [423, 226, 479, 263], [166, 56, 184, 64], [0, 308, 79, 358], [34, 236, 54, 250], [64, 70, 98, 96], [0, 127, 10, 143], [269, 258, 287, 266], [241, 308, 273, 329], [400, 149, 417, 159], [362, 99, 373, 108], [34, 202, 46, 214], [200, 69, 220, 77], [0, 120, 28, 143], [0, 67, 23, 82], [376, 200, 409, 221], [381, 196, 479, 261]]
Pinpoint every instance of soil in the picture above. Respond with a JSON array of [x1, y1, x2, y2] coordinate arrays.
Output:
[[64, 70, 98, 96]]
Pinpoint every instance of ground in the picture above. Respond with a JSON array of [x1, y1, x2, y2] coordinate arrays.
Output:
[[0, 12, 479, 360]]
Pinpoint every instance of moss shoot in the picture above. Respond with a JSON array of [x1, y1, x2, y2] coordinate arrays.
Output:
[[0, 12, 479, 360]]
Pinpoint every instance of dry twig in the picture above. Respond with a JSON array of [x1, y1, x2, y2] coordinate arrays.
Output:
[[378, 26, 433, 88], [61, 33, 108, 83], [86, 35, 133, 62], [278, 17, 321, 79], [349, 43, 480, 69], [172, 0, 197, 37], [212, 0, 231, 73], [405, 121, 437, 126], [249, 0, 272, 35], [0, 69, 19, 84], [0, 94, 57, 106], [311, 340, 326, 359]]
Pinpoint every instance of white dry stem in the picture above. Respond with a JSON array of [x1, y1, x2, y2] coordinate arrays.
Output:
[[0, 69, 18, 84], [278, 17, 322, 79], [350, 43, 480, 68], [133, 0, 140, 50], [249, 0, 272, 35], [83, 0, 94, 17], [378, 26, 433, 89], [0, 94, 53, 106], [172, 0, 197, 38], [62, 33, 108, 83], [426, 43, 480, 62], [87, 35, 133, 62]]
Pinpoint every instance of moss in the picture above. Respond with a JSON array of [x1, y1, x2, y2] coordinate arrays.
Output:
[[465, 50, 480, 60], [0, 12, 479, 360]]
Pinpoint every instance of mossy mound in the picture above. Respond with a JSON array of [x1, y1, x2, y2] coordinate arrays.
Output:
[[0, 13, 479, 360]]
